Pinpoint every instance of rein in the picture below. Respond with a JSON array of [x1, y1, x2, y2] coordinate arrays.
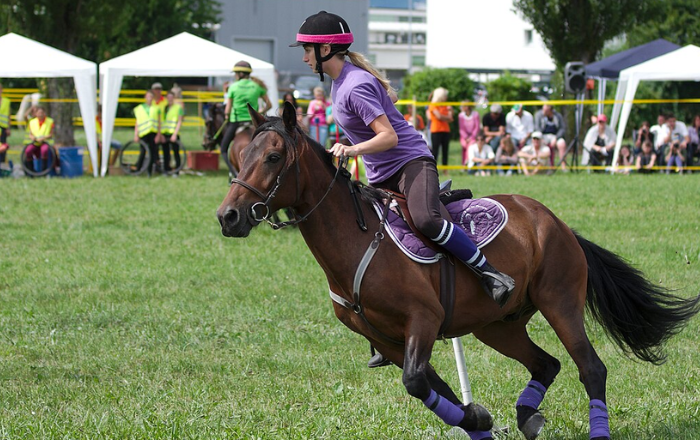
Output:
[[229, 124, 349, 230]]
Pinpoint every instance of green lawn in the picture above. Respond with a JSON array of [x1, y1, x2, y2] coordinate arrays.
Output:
[[0, 162, 699, 438]]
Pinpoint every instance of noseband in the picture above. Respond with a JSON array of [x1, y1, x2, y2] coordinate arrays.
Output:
[[229, 122, 347, 229]]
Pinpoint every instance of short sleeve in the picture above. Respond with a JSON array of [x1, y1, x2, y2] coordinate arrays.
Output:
[[348, 83, 385, 126]]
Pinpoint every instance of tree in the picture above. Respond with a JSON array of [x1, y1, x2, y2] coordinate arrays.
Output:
[[485, 72, 534, 103], [0, 0, 221, 145], [512, 0, 654, 68]]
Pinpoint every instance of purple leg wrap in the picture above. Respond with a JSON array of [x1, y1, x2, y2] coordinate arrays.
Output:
[[423, 389, 464, 426], [589, 399, 610, 439], [516, 380, 547, 409], [466, 430, 492, 440]]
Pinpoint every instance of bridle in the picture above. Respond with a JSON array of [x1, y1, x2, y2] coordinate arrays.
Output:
[[229, 121, 348, 230]]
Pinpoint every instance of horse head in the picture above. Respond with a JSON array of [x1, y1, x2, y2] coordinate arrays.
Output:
[[217, 101, 310, 237]]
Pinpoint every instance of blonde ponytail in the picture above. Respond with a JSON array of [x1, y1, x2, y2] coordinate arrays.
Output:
[[346, 51, 394, 95], [250, 76, 268, 92]]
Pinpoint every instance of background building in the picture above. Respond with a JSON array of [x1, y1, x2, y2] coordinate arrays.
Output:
[[215, 0, 369, 91], [367, 0, 427, 87], [426, 0, 555, 84]]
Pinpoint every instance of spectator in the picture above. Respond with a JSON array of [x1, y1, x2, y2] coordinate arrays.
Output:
[[665, 141, 684, 174], [307, 86, 329, 146], [582, 114, 616, 167], [132, 91, 161, 176], [534, 104, 566, 166], [151, 82, 168, 147], [428, 87, 453, 169], [281, 92, 305, 129], [635, 140, 656, 174], [687, 114, 700, 169], [466, 132, 495, 176], [506, 103, 534, 149], [0, 82, 10, 164], [161, 91, 185, 174], [633, 121, 654, 157], [663, 113, 689, 163], [482, 103, 506, 148], [517, 131, 550, 176], [403, 105, 425, 131], [615, 144, 633, 174], [650, 113, 669, 163], [495, 135, 519, 175], [458, 102, 480, 166], [23, 106, 54, 173]]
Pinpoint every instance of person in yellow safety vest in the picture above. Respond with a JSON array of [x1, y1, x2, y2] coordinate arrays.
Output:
[[151, 82, 168, 145], [24, 106, 54, 172], [0, 83, 11, 163], [133, 90, 161, 175], [161, 91, 184, 174]]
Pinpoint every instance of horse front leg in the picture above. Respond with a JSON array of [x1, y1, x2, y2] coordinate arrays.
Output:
[[402, 320, 493, 433]]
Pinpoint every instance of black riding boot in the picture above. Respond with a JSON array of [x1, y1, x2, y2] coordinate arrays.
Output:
[[368, 345, 392, 368], [471, 261, 515, 307]]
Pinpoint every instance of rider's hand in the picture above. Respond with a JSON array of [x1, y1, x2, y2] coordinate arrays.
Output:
[[330, 143, 357, 158]]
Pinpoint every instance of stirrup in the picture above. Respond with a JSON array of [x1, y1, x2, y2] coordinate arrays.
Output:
[[480, 270, 515, 308], [368, 352, 392, 368]]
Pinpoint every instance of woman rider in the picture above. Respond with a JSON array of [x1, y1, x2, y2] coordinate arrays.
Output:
[[290, 12, 515, 366], [221, 60, 272, 178]]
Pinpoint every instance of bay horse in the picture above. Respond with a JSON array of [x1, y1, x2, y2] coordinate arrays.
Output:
[[217, 102, 700, 439], [202, 101, 252, 177]]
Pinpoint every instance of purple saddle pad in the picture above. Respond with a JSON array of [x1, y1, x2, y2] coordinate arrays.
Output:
[[372, 197, 508, 264]]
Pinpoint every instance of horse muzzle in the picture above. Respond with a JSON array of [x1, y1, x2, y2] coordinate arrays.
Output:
[[217, 206, 253, 238]]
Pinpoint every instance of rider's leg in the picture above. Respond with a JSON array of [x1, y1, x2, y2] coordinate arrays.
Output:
[[402, 159, 515, 307], [220, 122, 239, 177]]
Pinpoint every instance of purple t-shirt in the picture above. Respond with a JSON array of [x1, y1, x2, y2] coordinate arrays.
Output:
[[331, 62, 432, 184]]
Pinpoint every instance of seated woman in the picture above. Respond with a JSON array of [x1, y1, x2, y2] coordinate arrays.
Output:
[[466, 133, 495, 176], [24, 106, 54, 172], [517, 131, 551, 176], [494, 135, 519, 175]]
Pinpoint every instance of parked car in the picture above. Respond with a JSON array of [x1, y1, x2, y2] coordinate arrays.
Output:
[[291, 75, 329, 102]]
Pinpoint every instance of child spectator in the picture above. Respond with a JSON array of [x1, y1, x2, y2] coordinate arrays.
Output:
[[495, 135, 519, 175], [466, 133, 494, 176], [665, 141, 684, 174], [686, 115, 700, 169], [615, 144, 633, 174], [633, 121, 654, 157], [635, 140, 656, 174], [306, 87, 329, 146], [458, 102, 480, 166], [403, 106, 425, 131]]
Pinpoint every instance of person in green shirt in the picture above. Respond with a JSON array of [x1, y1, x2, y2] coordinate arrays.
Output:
[[132, 91, 161, 175], [220, 60, 272, 177]]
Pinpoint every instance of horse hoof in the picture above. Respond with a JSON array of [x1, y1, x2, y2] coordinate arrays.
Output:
[[459, 403, 493, 432], [519, 412, 545, 440]]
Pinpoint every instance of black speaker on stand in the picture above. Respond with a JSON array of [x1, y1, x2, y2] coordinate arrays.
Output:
[[554, 62, 586, 173]]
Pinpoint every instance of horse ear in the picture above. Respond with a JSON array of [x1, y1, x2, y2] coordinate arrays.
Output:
[[282, 101, 297, 132], [248, 103, 267, 128]]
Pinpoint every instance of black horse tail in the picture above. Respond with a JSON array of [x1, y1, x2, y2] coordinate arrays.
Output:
[[574, 231, 700, 365]]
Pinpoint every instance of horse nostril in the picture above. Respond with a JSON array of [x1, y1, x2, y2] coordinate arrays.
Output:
[[221, 208, 239, 228]]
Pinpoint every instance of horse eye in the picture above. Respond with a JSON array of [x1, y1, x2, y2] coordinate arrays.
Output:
[[267, 153, 282, 163]]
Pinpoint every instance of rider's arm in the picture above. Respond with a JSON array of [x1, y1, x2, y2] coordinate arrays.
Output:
[[260, 93, 272, 115], [330, 114, 397, 157]]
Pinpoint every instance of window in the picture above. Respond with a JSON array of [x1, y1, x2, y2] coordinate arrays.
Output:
[[524, 29, 533, 46], [412, 55, 425, 66]]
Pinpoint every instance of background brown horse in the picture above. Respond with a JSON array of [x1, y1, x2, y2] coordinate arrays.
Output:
[[217, 102, 700, 440], [202, 102, 252, 177]]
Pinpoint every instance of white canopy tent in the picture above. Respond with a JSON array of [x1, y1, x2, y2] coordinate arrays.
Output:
[[0, 33, 99, 176], [99, 32, 279, 176], [611, 44, 700, 167]]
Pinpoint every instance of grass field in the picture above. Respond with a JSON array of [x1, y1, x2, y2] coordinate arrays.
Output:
[[1, 156, 700, 438]]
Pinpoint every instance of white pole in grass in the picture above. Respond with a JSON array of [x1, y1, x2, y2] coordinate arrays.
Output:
[[452, 337, 473, 404]]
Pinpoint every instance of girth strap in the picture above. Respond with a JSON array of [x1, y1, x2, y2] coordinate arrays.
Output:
[[438, 256, 456, 339]]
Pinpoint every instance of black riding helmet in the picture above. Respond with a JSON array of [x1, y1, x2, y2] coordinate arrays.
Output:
[[290, 11, 354, 82]]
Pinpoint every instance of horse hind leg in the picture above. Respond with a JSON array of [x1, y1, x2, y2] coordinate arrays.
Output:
[[472, 319, 562, 440], [402, 319, 493, 433]]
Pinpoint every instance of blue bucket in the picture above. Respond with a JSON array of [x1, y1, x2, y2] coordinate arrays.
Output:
[[59, 147, 84, 178]]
